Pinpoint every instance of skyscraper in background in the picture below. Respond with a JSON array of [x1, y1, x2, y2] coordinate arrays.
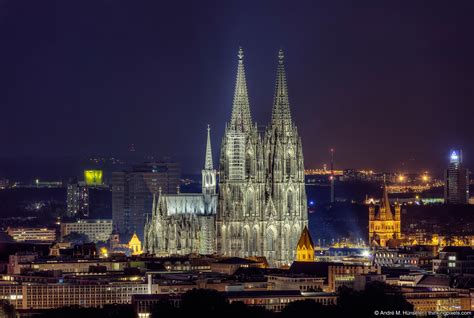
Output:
[[112, 161, 180, 240], [444, 150, 469, 204], [66, 179, 89, 217]]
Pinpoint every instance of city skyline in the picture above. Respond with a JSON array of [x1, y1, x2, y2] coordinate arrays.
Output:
[[1, 2, 474, 317], [1, 1, 474, 174]]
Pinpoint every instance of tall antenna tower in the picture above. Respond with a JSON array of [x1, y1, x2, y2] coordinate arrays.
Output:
[[330, 148, 335, 203]]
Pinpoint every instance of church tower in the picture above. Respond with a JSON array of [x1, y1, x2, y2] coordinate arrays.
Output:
[[202, 125, 216, 195], [368, 184, 401, 247], [263, 49, 308, 265], [217, 47, 266, 260]]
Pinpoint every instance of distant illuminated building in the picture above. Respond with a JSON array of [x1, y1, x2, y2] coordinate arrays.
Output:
[[84, 170, 103, 186], [66, 179, 89, 217], [128, 233, 143, 255], [6, 227, 56, 242], [296, 226, 315, 262], [60, 219, 112, 243], [112, 161, 180, 240], [444, 150, 469, 204], [368, 185, 401, 247], [0, 178, 9, 189]]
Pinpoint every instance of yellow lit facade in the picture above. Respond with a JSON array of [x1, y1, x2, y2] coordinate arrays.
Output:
[[84, 170, 103, 186], [128, 233, 143, 255], [369, 185, 401, 247], [296, 226, 315, 262]]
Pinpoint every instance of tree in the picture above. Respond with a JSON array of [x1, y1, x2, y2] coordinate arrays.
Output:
[[62, 232, 90, 244], [337, 282, 413, 317], [150, 299, 179, 318], [0, 300, 17, 318], [279, 299, 338, 317]]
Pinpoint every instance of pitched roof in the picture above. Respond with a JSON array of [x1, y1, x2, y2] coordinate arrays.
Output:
[[297, 226, 314, 250]]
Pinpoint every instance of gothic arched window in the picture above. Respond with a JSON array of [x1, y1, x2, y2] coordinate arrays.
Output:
[[246, 193, 254, 216], [286, 157, 291, 175], [287, 190, 294, 214], [243, 228, 249, 255], [291, 226, 299, 251], [245, 152, 252, 177], [252, 228, 258, 254], [266, 228, 275, 251], [284, 226, 291, 253]]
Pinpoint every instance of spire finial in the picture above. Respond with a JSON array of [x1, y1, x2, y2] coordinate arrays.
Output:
[[278, 48, 284, 64], [271, 49, 292, 131], [238, 47, 244, 61]]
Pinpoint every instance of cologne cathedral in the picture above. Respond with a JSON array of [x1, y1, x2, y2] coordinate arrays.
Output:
[[217, 48, 308, 267], [144, 48, 308, 267]]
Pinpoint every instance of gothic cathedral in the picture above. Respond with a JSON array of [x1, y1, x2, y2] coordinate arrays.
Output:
[[217, 48, 308, 267]]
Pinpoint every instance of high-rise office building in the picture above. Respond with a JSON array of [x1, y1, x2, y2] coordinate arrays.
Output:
[[112, 161, 180, 240], [444, 150, 469, 204], [66, 179, 89, 217]]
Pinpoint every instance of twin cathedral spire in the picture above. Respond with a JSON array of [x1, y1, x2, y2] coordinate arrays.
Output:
[[145, 48, 308, 266], [217, 48, 308, 267], [229, 47, 253, 133], [228, 47, 294, 134]]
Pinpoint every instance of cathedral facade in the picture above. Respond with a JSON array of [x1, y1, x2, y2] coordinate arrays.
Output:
[[143, 126, 217, 256], [217, 48, 308, 267]]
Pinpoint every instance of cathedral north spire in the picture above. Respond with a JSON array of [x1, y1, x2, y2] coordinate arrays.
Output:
[[229, 47, 252, 132], [271, 49, 292, 132]]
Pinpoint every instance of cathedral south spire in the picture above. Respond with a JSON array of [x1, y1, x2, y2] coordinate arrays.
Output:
[[229, 47, 252, 132], [271, 49, 292, 132]]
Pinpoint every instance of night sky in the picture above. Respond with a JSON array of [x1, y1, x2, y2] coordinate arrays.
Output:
[[1, 1, 473, 174]]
